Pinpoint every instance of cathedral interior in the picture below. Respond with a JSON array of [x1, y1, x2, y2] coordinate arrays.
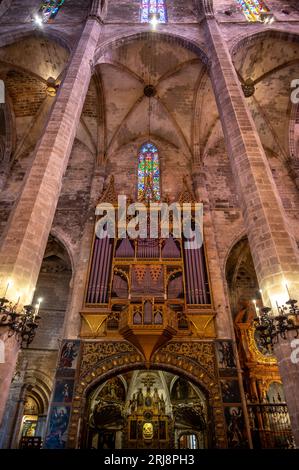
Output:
[[1, 0, 299, 450]]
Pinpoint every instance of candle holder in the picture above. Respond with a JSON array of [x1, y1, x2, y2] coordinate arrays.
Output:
[[0, 297, 41, 347], [254, 300, 299, 350]]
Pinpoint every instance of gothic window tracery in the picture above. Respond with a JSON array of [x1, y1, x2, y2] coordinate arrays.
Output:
[[140, 0, 167, 24]]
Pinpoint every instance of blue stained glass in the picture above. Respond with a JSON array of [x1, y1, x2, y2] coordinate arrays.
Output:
[[138, 142, 161, 202], [141, 0, 167, 24], [38, 0, 65, 23]]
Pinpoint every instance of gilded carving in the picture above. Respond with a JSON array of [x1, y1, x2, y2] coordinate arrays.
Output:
[[189, 315, 216, 338], [155, 341, 216, 377], [80, 341, 139, 377], [67, 340, 226, 449], [247, 326, 276, 365]]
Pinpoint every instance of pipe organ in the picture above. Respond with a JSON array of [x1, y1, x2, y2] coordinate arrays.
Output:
[[81, 178, 214, 347]]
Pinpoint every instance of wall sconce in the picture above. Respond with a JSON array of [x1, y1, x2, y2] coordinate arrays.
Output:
[[253, 290, 299, 349], [0, 293, 41, 347]]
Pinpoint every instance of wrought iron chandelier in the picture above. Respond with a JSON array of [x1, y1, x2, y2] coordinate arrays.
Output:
[[0, 297, 41, 347], [254, 296, 299, 349]]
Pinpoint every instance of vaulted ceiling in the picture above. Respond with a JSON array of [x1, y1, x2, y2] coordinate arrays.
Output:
[[233, 35, 299, 159], [96, 37, 219, 163]]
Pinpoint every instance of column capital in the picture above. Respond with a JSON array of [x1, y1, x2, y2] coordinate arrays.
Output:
[[88, 0, 108, 23], [192, 164, 207, 189]]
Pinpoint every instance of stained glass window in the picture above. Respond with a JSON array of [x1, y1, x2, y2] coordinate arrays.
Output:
[[138, 142, 161, 202], [237, 0, 269, 22], [38, 0, 65, 23], [141, 0, 167, 24]]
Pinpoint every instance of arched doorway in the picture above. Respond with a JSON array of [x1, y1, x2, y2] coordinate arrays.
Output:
[[81, 369, 211, 449]]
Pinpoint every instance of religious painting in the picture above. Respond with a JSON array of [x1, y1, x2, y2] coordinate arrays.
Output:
[[22, 416, 38, 437], [53, 378, 74, 403], [224, 406, 249, 449], [221, 379, 242, 404], [171, 378, 198, 401], [216, 341, 237, 376], [24, 396, 39, 415], [266, 381, 285, 404], [44, 405, 71, 449], [97, 377, 125, 403], [57, 340, 80, 376]]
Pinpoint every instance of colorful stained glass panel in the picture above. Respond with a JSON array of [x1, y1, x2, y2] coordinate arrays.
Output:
[[141, 0, 167, 23], [138, 142, 161, 202], [237, 0, 269, 22], [39, 0, 65, 23]]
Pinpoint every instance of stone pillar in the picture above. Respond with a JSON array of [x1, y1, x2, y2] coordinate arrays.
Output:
[[203, 17, 299, 306], [0, 17, 102, 425], [192, 165, 232, 339], [203, 16, 299, 447], [62, 168, 106, 339], [193, 165, 253, 447], [273, 332, 299, 447]]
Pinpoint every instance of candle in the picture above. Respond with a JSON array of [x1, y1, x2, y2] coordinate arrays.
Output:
[[28, 287, 37, 306], [252, 299, 257, 316], [276, 301, 280, 315], [4, 279, 13, 298], [34, 297, 43, 319], [33, 304, 39, 321], [285, 283, 291, 299], [256, 307, 260, 318]]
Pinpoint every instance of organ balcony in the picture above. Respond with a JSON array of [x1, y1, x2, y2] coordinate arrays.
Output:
[[119, 301, 177, 361]]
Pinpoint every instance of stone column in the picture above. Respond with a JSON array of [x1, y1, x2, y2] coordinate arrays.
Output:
[[0, 17, 102, 425], [203, 16, 299, 446], [192, 165, 253, 447], [62, 168, 106, 339], [192, 165, 232, 339], [203, 17, 299, 304]]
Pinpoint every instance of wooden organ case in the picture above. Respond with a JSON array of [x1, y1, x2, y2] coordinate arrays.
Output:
[[80, 178, 215, 358]]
